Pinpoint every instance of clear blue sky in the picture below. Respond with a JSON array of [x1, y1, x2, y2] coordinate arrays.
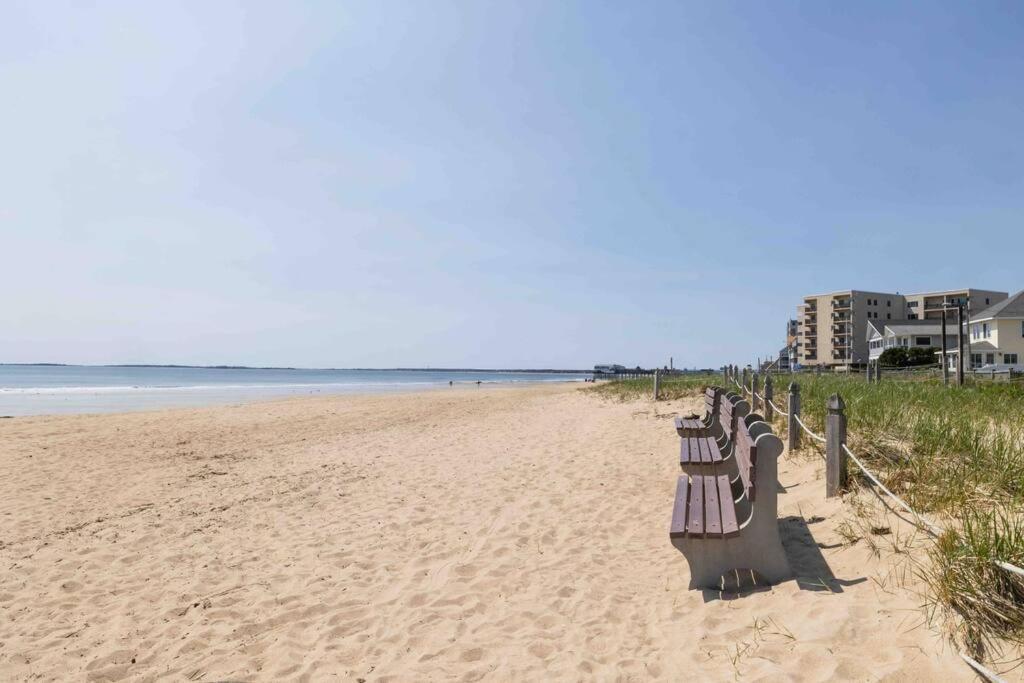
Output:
[[3, 1, 1022, 369]]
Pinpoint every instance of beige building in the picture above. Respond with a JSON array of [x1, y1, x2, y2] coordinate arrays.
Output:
[[903, 288, 1007, 321], [797, 287, 1009, 368], [798, 290, 903, 367]]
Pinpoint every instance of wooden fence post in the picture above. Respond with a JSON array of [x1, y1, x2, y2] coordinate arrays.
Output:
[[787, 382, 801, 451], [875, 361, 882, 383], [722, 365, 728, 384], [764, 374, 774, 421], [751, 372, 761, 413], [826, 393, 847, 497], [653, 369, 660, 400]]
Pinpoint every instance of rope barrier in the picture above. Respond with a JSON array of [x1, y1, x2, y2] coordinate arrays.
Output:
[[841, 444, 943, 538], [793, 414, 827, 443], [959, 652, 1008, 683], [995, 561, 1024, 579], [767, 398, 788, 416]]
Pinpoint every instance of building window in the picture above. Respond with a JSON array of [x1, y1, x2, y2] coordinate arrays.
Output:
[[908, 313, 917, 320], [908, 301, 919, 308], [986, 298, 990, 305], [915, 336, 931, 346], [887, 313, 891, 319], [986, 353, 995, 365], [971, 353, 983, 368], [973, 324, 980, 339], [983, 323, 990, 339], [1006, 353, 1019, 364]]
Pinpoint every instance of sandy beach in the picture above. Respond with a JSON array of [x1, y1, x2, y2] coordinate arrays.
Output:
[[0, 383, 968, 681]]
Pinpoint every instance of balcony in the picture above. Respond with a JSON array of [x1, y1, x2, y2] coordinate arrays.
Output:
[[832, 299, 851, 310], [832, 312, 851, 322]]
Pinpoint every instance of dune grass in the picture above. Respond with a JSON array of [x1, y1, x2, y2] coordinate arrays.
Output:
[[594, 371, 1024, 659], [586, 373, 718, 402]]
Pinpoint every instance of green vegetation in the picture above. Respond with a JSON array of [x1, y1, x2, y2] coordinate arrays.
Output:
[[586, 373, 718, 402], [878, 345, 939, 367], [592, 371, 1024, 659]]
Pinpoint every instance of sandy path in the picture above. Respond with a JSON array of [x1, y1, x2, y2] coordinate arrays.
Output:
[[0, 384, 967, 681]]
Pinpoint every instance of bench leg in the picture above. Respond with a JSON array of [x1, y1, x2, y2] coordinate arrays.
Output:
[[671, 516, 792, 590]]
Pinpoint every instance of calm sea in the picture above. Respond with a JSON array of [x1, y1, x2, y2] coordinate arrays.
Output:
[[0, 365, 590, 416]]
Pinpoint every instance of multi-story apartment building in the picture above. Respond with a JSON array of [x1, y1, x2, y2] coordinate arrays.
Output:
[[796, 287, 1010, 368], [903, 289, 1007, 320], [798, 290, 902, 367]]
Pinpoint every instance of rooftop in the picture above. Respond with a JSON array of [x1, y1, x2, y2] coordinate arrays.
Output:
[[972, 290, 1024, 321]]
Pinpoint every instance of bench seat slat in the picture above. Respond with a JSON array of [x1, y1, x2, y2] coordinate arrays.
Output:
[[704, 476, 721, 537], [679, 438, 691, 465], [697, 437, 709, 464], [718, 475, 739, 537], [669, 476, 690, 539], [687, 475, 705, 537], [704, 437, 722, 464]]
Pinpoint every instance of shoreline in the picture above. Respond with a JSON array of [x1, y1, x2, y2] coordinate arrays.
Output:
[[0, 376, 587, 418]]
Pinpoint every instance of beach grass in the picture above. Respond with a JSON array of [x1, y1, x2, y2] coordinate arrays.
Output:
[[586, 373, 718, 402]]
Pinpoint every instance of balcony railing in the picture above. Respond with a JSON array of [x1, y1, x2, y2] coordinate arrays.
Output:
[[832, 299, 851, 309]]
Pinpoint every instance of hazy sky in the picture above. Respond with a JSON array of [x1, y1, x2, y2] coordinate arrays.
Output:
[[3, 2, 1023, 369]]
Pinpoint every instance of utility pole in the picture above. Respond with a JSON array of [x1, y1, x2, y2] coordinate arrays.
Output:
[[940, 309, 949, 386], [956, 304, 965, 386], [965, 303, 973, 375]]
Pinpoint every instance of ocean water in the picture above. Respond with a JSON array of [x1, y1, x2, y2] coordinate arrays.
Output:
[[0, 365, 590, 416]]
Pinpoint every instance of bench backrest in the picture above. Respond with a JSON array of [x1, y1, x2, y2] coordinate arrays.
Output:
[[704, 387, 719, 415], [735, 419, 758, 502], [720, 393, 742, 434]]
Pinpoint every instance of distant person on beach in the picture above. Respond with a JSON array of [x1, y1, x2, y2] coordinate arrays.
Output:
[[476, 380, 482, 386], [449, 380, 453, 386]]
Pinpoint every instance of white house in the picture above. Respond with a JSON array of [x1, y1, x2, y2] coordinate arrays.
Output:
[[866, 319, 954, 361], [943, 291, 1024, 371]]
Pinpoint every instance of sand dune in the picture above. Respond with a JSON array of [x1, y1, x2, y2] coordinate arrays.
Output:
[[0, 384, 970, 680]]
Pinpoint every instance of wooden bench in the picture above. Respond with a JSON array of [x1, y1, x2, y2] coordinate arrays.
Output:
[[669, 416, 791, 589], [678, 392, 749, 474], [674, 387, 721, 436]]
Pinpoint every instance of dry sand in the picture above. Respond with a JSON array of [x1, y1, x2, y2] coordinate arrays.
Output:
[[0, 384, 971, 681]]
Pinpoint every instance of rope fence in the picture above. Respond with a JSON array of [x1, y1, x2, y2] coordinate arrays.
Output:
[[719, 366, 1024, 678], [792, 414, 827, 444]]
